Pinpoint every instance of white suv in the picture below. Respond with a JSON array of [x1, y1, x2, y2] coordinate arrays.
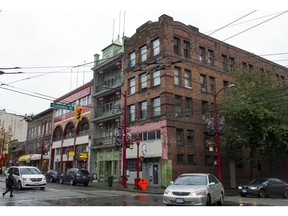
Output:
[[6, 166, 46, 190]]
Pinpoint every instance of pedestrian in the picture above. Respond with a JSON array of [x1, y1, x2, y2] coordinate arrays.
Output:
[[2, 172, 14, 198]]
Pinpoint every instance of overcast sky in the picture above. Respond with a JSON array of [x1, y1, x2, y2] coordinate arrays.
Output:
[[0, 0, 288, 117]]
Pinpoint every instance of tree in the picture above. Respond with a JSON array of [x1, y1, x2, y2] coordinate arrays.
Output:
[[0, 120, 13, 166], [219, 69, 288, 178]]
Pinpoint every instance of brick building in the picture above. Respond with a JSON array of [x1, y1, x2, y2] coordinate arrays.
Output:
[[122, 14, 288, 188]]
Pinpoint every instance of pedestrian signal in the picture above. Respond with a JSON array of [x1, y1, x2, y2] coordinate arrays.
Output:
[[75, 106, 83, 121]]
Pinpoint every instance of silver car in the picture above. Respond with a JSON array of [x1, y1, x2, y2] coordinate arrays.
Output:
[[163, 173, 224, 206]]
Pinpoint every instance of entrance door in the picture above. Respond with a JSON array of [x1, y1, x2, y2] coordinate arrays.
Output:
[[152, 164, 159, 184]]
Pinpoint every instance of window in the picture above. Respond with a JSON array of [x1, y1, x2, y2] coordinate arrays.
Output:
[[248, 64, 253, 72], [174, 67, 181, 86], [242, 62, 247, 70], [128, 104, 135, 122], [152, 69, 160, 86], [152, 38, 160, 56], [152, 97, 160, 117], [187, 130, 194, 147], [174, 37, 180, 55], [138, 130, 161, 141], [128, 77, 135, 95], [140, 101, 147, 119], [139, 73, 147, 90], [223, 80, 229, 87], [208, 50, 214, 66], [176, 129, 184, 146], [177, 154, 184, 164], [140, 45, 147, 62], [200, 74, 207, 92], [222, 55, 228, 72], [209, 77, 215, 94], [175, 95, 182, 115], [202, 101, 208, 119], [229, 57, 235, 72], [129, 51, 135, 68], [184, 69, 191, 88], [188, 155, 194, 164], [199, 46, 205, 63], [183, 40, 190, 58], [185, 97, 192, 117]]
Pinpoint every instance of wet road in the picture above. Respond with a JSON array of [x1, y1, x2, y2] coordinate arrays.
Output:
[[1, 181, 288, 206]]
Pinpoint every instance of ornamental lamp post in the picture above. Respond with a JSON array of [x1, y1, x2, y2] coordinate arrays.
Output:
[[213, 83, 235, 182], [134, 136, 141, 189]]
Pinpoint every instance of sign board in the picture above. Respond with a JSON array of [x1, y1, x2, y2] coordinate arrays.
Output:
[[138, 178, 148, 190], [50, 102, 75, 111], [79, 152, 88, 159], [68, 151, 75, 156]]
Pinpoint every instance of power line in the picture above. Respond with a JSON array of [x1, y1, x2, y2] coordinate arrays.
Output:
[[223, 10, 288, 42]]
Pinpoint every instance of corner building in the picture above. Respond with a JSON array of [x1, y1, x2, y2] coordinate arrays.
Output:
[[122, 14, 288, 188]]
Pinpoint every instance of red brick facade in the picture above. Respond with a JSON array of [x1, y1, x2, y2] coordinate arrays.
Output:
[[122, 14, 288, 188]]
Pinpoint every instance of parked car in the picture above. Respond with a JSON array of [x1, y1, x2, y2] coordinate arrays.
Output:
[[163, 173, 224, 206], [59, 168, 90, 186], [45, 170, 61, 183], [238, 178, 288, 198], [5, 166, 46, 190]]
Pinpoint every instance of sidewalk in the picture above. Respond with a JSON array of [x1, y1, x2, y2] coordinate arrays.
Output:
[[0, 174, 238, 196]]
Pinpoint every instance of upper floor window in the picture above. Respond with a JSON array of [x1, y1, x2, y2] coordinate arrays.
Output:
[[128, 77, 135, 95], [222, 55, 228, 72], [139, 73, 147, 90], [140, 101, 147, 120], [248, 64, 253, 72], [140, 45, 147, 62], [175, 95, 182, 115], [242, 62, 248, 71], [187, 130, 194, 148], [199, 46, 206, 64], [209, 77, 215, 94], [128, 104, 135, 122], [129, 51, 136, 68], [184, 69, 191, 88], [208, 50, 214, 66], [229, 57, 235, 72], [201, 100, 208, 119], [200, 74, 207, 92], [177, 154, 184, 164], [185, 97, 193, 117], [174, 67, 181, 86], [173, 37, 180, 55], [152, 69, 160, 87], [183, 40, 190, 58], [152, 38, 160, 56], [176, 128, 184, 147], [152, 97, 161, 117]]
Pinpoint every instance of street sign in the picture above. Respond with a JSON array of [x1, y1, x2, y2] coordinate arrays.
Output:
[[50, 102, 75, 111], [138, 178, 148, 190]]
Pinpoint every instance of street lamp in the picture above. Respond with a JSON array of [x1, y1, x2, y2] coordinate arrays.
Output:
[[134, 136, 141, 189], [213, 83, 235, 182]]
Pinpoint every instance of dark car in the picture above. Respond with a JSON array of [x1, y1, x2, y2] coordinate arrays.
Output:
[[45, 170, 60, 183], [59, 168, 90, 186], [238, 178, 288, 198]]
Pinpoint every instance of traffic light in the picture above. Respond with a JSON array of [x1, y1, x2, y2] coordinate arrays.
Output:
[[75, 106, 83, 121]]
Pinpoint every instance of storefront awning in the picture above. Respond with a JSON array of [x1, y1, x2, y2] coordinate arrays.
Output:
[[18, 154, 32, 162], [30, 154, 49, 160], [18, 154, 49, 162]]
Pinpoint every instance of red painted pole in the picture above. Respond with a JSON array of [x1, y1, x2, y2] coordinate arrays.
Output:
[[40, 121, 47, 171], [213, 93, 222, 182], [121, 91, 127, 188]]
